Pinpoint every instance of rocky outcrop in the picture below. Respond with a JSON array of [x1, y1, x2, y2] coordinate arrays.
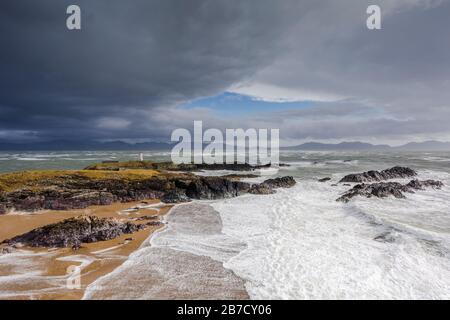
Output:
[[2, 215, 146, 248], [0, 174, 249, 212], [337, 179, 443, 202], [3, 189, 116, 212], [161, 190, 191, 204], [248, 176, 296, 195], [248, 184, 276, 195], [261, 176, 296, 189], [337, 182, 408, 202], [184, 176, 250, 200], [405, 179, 444, 190], [1, 188, 162, 213], [318, 177, 331, 182], [339, 166, 417, 183], [0, 163, 296, 212]]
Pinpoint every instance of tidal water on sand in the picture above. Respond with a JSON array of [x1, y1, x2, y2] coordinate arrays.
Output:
[[83, 202, 249, 299], [2, 150, 450, 299]]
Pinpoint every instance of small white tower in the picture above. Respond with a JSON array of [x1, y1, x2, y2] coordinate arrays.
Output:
[[139, 153, 144, 161]]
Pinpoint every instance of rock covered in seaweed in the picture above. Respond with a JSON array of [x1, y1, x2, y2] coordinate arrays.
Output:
[[339, 166, 417, 183], [0, 163, 297, 213], [184, 176, 250, 200], [161, 190, 191, 203], [248, 176, 296, 195], [262, 176, 296, 189], [2, 215, 146, 248], [405, 179, 444, 190], [248, 184, 276, 195], [337, 179, 443, 202]]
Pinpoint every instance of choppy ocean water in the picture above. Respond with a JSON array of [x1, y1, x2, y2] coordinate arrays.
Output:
[[1, 150, 450, 299]]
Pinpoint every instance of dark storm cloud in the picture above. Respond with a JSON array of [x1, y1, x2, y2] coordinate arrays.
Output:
[[1, 0, 450, 144], [0, 0, 301, 141]]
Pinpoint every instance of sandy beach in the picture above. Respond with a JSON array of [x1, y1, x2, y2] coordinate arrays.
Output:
[[83, 202, 250, 300], [0, 200, 172, 300]]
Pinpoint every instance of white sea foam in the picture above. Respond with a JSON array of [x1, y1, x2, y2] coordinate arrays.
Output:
[[211, 173, 450, 299], [6, 150, 448, 299], [422, 156, 450, 162], [15, 157, 49, 161]]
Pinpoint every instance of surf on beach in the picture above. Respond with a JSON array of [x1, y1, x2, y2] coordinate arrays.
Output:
[[1, 151, 450, 299]]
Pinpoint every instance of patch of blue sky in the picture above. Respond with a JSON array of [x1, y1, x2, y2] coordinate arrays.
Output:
[[180, 92, 312, 116]]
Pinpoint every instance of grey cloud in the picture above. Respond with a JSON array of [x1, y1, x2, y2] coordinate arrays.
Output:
[[0, 0, 301, 141], [1, 0, 450, 144]]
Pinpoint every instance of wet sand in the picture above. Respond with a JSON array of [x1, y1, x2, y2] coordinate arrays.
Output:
[[0, 200, 172, 300], [84, 202, 250, 300]]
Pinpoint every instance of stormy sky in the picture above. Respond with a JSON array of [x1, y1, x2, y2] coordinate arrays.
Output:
[[1, 0, 450, 146]]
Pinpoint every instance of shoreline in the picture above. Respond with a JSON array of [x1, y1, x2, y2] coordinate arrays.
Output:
[[0, 200, 173, 300], [83, 201, 250, 300], [0, 161, 292, 300]]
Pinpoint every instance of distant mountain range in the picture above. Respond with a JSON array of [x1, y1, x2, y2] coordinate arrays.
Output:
[[1, 140, 450, 151], [283, 141, 450, 151]]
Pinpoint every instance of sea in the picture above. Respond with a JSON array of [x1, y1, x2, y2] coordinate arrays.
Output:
[[1, 150, 450, 299]]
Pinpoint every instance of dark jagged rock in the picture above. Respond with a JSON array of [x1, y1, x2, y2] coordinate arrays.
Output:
[[248, 184, 276, 195], [185, 176, 250, 200], [337, 182, 408, 202], [318, 177, 331, 182], [262, 176, 296, 189], [161, 190, 191, 203], [248, 176, 296, 195], [405, 179, 444, 190], [2, 215, 145, 248], [339, 166, 417, 183], [0, 162, 296, 212], [2, 189, 117, 212], [0, 174, 247, 212], [337, 179, 443, 202]]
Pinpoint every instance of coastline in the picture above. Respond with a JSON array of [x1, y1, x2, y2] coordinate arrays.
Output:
[[1, 157, 449, 299], [83, 201, 250, 300], [0, 200, 172, 300], [0, 161, 292, 300]]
